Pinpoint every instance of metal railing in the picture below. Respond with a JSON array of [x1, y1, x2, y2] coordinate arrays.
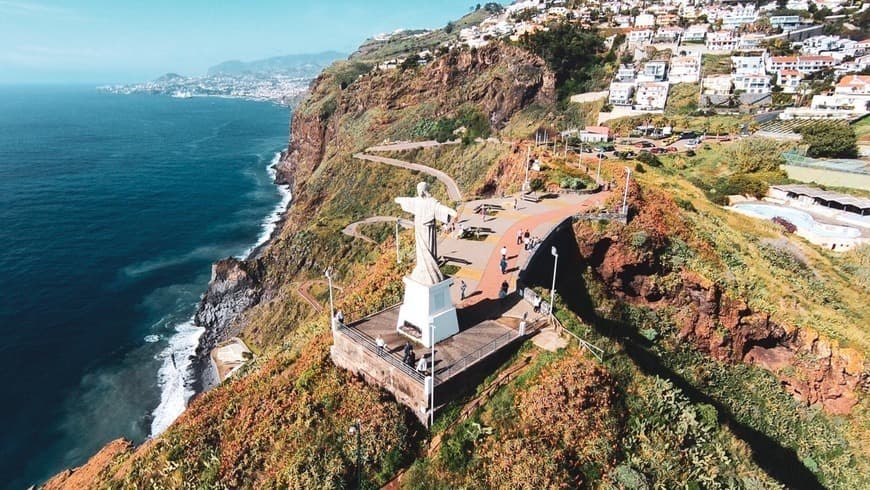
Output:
[[551, 316, 604, 362], [573, 211, 628, 224], [435, 329, 520, 383], [336, 324, 424, 383]]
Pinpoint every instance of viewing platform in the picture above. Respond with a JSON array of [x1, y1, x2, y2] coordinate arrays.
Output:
[[331, 298, 545, 423]]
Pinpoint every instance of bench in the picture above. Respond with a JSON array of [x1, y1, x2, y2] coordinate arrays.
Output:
[[521, 193, 541, 203]]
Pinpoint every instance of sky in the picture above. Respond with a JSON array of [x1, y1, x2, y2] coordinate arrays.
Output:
[[0, 0, 481, 84]]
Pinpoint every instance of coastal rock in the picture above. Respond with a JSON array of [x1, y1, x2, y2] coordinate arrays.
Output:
[[572, 208, 864, 415], [192, 257, 263, 388]]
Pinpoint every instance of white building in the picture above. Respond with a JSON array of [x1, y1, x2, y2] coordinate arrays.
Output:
[[635, 82, 669, 110], [654, 26, 684, 43], [732, 54, 766, 75], [609, 81, 635, 106], [768, 55, 836, 75], [703, 75, 733, 95], [721, 5, 758, 30], [628, 28, 654, 45], [777, 70, 804, 94], [683, 24, 709, 43], [769, 15, 803, 32], [634, 13, 656, 28], [706, 32, 738, 52], [637, 61, 668, 82], [733, 74, 771, 94], [616, 64, 637, 82], [670, 55, 701, 83]]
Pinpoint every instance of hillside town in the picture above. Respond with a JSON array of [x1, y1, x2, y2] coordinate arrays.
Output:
[[378, 0, 868, 127]]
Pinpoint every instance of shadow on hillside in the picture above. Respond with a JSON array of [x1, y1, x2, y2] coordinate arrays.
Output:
[[522, 229, 823, 490]]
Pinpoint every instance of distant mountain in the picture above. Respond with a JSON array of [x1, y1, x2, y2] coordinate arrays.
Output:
[[207, 51, 347, 77]]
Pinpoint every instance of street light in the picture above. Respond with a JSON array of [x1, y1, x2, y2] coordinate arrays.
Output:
[[549, 246, 558, 325], [348, 420, 361, 489], [597, 151, 603, 183], [429, 321, 435, 429], [325, 267, 335, 327], [395, 220, 401, 263], [622, 167, 631, 216]]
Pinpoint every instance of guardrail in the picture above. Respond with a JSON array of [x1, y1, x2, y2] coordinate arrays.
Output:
[[573, 211, 627, 224], [551, 316, 604, 362], [336, 324, 424, 383], [435, 329, 519, 383]]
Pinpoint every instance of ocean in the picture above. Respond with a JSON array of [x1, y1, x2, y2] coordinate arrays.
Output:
[[0, 86, 290, 488]]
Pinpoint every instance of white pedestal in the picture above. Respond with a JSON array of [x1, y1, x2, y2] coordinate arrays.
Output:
[[396, 276, 459, 348]]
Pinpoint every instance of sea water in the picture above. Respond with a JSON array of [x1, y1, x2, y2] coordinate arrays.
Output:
[[0, 86, 290, 488]]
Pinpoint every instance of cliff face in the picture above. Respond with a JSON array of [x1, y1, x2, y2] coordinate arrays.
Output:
[[573, 184, 865, 415], [200, 43, 555, 350]]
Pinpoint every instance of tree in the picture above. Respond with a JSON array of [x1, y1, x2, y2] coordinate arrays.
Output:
[[445, 21, 455, 34], [777, 0, 788, 9], [726, 136, 790, 173], [799, 122, 858, 158], [519, 23, 605, 99]]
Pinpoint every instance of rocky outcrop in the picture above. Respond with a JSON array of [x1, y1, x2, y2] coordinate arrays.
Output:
[[574, 226, 864, 415], [192, 258, 263, 388]]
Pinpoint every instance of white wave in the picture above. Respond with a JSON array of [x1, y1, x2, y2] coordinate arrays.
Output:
[[149, 319, 204, 436], [238, 152, 292, 259], [144, 334, 160, 343]]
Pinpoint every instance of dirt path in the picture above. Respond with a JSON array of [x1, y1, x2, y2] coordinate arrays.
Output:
[[342, 216, 412, 244], [296, 280, 344, 314], [353, 153, 463, 202]]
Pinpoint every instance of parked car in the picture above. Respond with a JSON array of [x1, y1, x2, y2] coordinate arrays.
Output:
[[650, 147, 666, 154], [679, 131, 698, 140], [666, 146, 678, 152], [582, 146, 594, 153], [634, 141, 654, 148], [685, 139, 699, 149], [599, 144, 615, 152], [614, 150, 636, 159]]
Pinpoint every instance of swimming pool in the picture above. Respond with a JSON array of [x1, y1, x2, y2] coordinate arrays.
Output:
[[732, 203, 861, 239]]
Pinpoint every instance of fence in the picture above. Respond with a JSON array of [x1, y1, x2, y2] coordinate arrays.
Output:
[[434, 329, 520, 383], [782, 150, 870, 175], [573, 211, 628, 224], [336, 324, 424, 383]]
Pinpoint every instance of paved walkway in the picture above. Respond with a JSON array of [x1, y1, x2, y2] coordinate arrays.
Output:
[[437, 191, 612, 320], [341, 216, 412, 244], [296, 279, 343, 313], [353, 153, 463, 201]]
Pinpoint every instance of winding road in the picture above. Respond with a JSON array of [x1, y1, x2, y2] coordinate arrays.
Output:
[[341, 216, 412, 244], [296, 279, 343, 314], [353, 153, 463, 202]]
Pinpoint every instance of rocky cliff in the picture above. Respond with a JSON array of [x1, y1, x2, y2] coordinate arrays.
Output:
[[195, 43, 555, 354], [572, 182, 866, 415]]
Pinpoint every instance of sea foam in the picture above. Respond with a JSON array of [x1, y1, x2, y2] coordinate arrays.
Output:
[[150, 320, 204, 436], [239, 152, 292, 259]]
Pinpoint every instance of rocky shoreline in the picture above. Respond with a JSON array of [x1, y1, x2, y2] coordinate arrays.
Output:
[[190, 149, 293, 394]]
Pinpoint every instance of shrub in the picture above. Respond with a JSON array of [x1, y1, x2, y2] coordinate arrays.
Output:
[[636, 151, 661, 167], [798, 122, 858, 158], [772, 216, 797, 233], [675, 198, 697, 212], [634, 162, 646, 173], [726, 137, 790, 173], [530, 178, 545, 191]]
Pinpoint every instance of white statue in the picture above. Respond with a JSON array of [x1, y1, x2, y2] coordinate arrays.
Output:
[[395, 182, 456, 286]]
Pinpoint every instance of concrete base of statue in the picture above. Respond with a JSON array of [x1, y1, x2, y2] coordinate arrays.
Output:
[[396, 276, 459, 348]]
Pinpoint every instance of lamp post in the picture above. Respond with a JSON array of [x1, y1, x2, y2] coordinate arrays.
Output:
[[395, 220, 401, 263], [622, 167, 631, 216], [596, 151, 603, 183], [325, 267, 335, 326], [523, 146, 530, 193], [429, 321, 435, 429], [349, 420, 361, 489], [549, 246, 558, 325]]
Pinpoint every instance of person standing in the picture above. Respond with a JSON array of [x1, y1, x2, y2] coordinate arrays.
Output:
[[516, 229, 522, 245], [500, 257, 508, 274], [460, 280, 467, 300], [375, 335, 385, 356], [501, 245, 507, 259]]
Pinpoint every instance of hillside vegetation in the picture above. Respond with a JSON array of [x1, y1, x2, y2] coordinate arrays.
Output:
[[45, 23, 868, 490]]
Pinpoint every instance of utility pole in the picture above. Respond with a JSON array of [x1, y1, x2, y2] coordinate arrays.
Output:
[[395, 220, 401, 263], [325, 267, 335, 327], [622, 167, 631, 215], [549, 246, 558, 325], [597, 151, 603, 183], [430, 322, 435, 429]]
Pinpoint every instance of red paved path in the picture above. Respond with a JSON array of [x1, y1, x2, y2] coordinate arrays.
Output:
[[464, 192, 612, 305]]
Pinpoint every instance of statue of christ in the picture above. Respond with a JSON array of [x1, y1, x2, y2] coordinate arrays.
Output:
[[395, 182, 456, 286]]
